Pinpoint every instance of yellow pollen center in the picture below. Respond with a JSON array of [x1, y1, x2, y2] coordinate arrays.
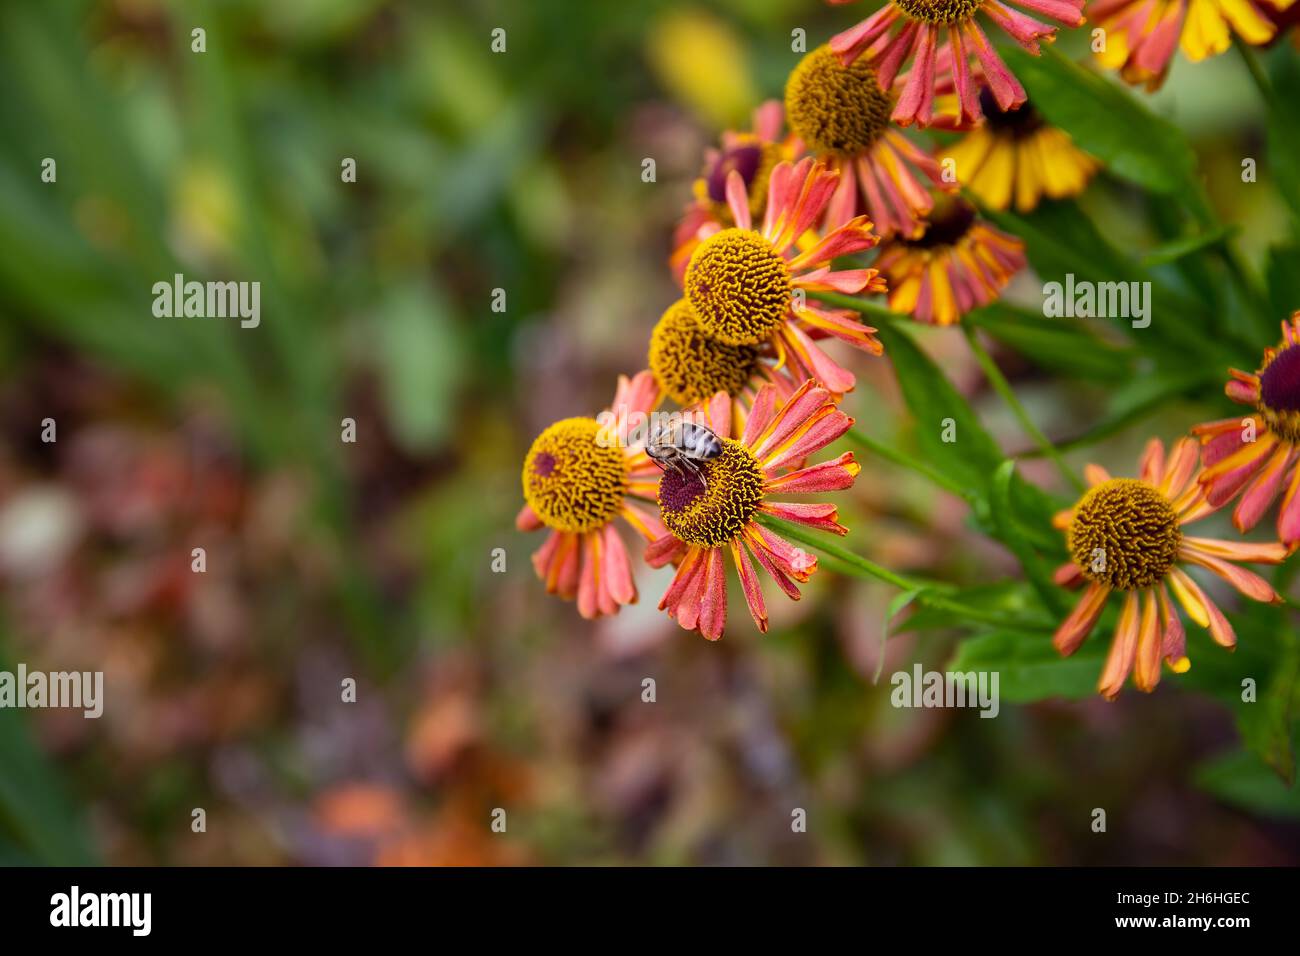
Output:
[[658, 439, 765, 548], [1068, 478, 1182, 591], [784, 45, 893, 155], [522, 417, 626, 533], [894, 0, 983, 25], [685, 228, 792, 346], [649, 299, 763, 406]]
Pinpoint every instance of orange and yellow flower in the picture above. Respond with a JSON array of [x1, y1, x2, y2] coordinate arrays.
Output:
[[679, 157, 886, 394], [783, 44, 955, 239], [646, 381, 860, 640], [873, 195, 1025, 325], [1052, 437, 1288, 699], [828, 0, 1086, 127], [1089, 0, 1290, 90], [1193, 313, 1300, 547], [943, 91, 1098, 211], [517, 372, 667, 619]]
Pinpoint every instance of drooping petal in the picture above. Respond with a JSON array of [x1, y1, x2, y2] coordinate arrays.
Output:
[[516, 504, 543, 532], [697, 547, 728, 640], [1132, 590, 1163, 693], [764, 452, 861, 494], [1157, 585, 1189, 673], [1179, 546, 1282, 604], [1168, 567, 1236, 648], [1231, 445, 1295, 532], [759, 501, 848, 535], [601, 523, 636, 607], [731, 538, 768, 633], [1053, 581, 1110, 656], [1097, 590, 1140, 700]]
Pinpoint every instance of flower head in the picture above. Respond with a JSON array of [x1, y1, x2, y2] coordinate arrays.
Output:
[[1193, 313, 1300, 546], [943, 91, 1098, 211], [784, 44, 955, 238], [1090, 0, 1284, 90], [680, 157, 887, 393], [1052, 437, 1288, 699], [873, 195, 1025, 325], [647, 298, 805, 430], [517, 372, 667, 619], [646, 380, 861, 640], [672, 101, 802, 279], [829, 0, 1086, 127]]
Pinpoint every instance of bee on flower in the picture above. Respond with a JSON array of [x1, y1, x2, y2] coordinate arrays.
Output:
[[517, 372, 667, 619], [679, 156, 887, 394], [1052, 437, 1289, 699], [827, 0, 1086, 128], [646, 381, 861, 640]]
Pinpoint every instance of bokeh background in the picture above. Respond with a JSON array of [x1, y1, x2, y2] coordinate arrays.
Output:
[[1, 0, 1298, 865]]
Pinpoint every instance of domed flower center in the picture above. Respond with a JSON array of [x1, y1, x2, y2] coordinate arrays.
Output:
[[894, 0, 984, 25], [784, 45, 893, 155], [981, 90, 1044, 138], [658, 439, 765, 548], [522, 417, 626, 533], [1257, 343, 1300, 441], [685, 227, 792, 346], [649, 299, 763, 406], [1068, 478, 1182, 590], [902, 196, 977, 250]]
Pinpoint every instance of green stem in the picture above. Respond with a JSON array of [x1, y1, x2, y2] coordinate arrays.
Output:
[[961, 321, 1085, 494], [844, 428, 974, 502], [1237, 43, 1274, 104], [755, 514, 1054, 635]]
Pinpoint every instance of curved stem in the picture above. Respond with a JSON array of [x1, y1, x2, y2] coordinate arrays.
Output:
[[755, 514, 1055, 635], [961, 321, 1086, 494]]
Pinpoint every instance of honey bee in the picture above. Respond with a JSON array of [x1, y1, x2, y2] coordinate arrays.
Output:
[[646, 419, 723, 488]]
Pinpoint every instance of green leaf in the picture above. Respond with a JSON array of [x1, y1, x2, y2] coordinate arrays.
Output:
[[880, 589, 924, 683], [1003, 45, 1199, 197], [1139, 225, 1236, 268], [1196, 747, 1300, 818], [1265, 242, 1300, 323], [1267, 52, 1300, 223], [949, 627, 1105, 703], [876, 322, 1004, 494], [966, 303, 1132, 382], [902, 581, 1051, 633], [988, 461, 1070, 616]]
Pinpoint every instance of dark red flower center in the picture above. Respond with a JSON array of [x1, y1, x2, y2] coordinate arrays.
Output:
[[980, 90, 1044, 138], [904, 196, 977, 249], [659, 469, 706, 511], [1259, 344, 1300, 413], [707, 145, 764, 203]]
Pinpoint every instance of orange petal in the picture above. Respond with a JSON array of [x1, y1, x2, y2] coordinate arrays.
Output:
[[1097, 591, 1140, 700]]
